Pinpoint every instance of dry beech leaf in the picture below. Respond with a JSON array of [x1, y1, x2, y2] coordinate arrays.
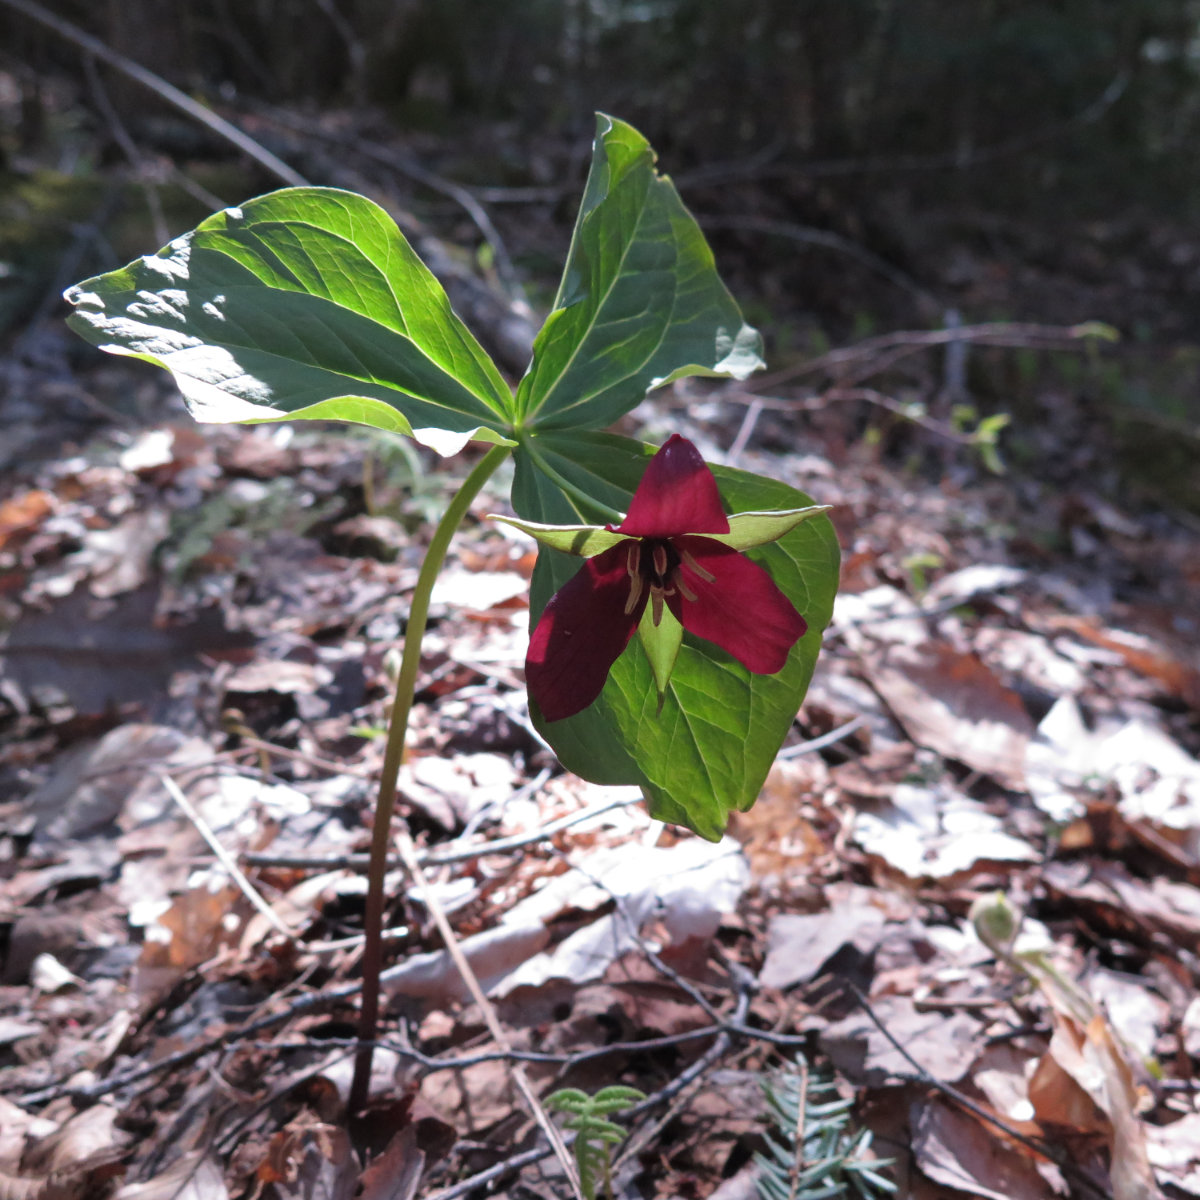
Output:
[[862, 642, 1033, 788], [759, 891, 889, 990], [356, 1127, 423, 1200], [851, 780, 1035, 879], [1055, 615, 1200, 710], [223, 660, 333, 695], [113, 1153, 228, 1200], [0, 489, 54, 548], [1146, 1113, 1200, 1194], [21, 1105, 127, 1175], [1085, 1015, 1161, 1200], [818, 996, 983, 1086], [381, 837, 747, 1002], [912, 1097, 1058, 1200], [257, 1123, 356, 1200]]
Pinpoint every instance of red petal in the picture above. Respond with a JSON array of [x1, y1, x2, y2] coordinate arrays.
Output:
[[669, 537, 807, 673], [617, 435, 730, 537], [526, 544, 643, 721]]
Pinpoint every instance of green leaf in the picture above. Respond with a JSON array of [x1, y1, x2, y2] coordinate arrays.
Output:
[[64, 187, 516, 454], [512, 431, 839, 841], [514, 115, 763, 435]]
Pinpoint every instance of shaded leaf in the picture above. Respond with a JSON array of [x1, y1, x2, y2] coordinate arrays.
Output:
[[514, 114, 763, 434]]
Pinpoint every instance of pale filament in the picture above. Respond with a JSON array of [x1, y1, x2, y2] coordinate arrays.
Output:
[[624, 541, 644, 615], [679, 547, 715, 582]]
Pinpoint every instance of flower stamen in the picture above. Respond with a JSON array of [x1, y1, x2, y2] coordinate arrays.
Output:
[[624, 541, 644, 615], [679, 547, 715, 583]]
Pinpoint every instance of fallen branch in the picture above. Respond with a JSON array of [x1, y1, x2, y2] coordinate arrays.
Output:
[[1, 0, 307, 187]]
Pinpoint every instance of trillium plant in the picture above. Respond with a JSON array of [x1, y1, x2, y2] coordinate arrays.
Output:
[[65, 115, 839, 1107]]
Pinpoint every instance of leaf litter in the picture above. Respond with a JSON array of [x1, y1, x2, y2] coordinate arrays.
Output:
[[1, 364, 1200, 1199]]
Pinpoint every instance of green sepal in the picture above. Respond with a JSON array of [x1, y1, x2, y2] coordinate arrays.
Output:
[[713, 506, 833, 550], [488, 515, 629, 558], [637, 601, 684, 712]]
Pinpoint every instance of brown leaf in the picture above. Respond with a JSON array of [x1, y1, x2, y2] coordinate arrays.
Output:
[[851, 780, 1035, 880], [1146, 1113, 1200, 1194], [759, 891, 889, 990], [863, 642, 1033, 788], [356, 1128, 423, 1200], [1086, 1016, 1161, 1200], [1055, 615, 1200, 711], [912, 1098, 1058, 1200], [258, 1124, 356, 1200], [819, 996, 983, 1086], [113, 1153, 228, 1200], [0, 490, 54, 550]]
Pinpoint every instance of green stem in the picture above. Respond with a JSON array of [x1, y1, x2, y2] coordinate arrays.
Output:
[[349, 442, 512, 1113]]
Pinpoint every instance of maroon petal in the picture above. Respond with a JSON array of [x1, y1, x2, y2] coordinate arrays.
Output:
[[617, 435, 730, 538], [526, 544, 643, 721], [669, 537, 807, 673]]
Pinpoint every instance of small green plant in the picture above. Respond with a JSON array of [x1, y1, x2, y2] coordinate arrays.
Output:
[[544, 1085, 645, 1200], [900, 550, 942, 596], [64, 114, 841, 1111], [756, 1063, 895, 1200], [951, 404, 1012, 474]]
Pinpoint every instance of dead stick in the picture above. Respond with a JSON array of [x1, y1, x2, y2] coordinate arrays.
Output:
[[392, 825, 585, 1200], [0, 0, 307, 188]]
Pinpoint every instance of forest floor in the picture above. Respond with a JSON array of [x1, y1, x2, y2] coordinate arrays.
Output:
[[3, 89, 1200, 1200], [1, 336, 1199, 1199]]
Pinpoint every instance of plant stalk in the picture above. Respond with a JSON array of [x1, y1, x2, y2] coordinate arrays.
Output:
[[349, 442, 512, 1113]]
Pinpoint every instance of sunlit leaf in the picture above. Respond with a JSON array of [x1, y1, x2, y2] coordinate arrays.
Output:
[[65, 188, 515, 454]]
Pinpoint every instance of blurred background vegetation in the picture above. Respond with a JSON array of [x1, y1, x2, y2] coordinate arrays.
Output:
[[2, 0, 1198, 508]]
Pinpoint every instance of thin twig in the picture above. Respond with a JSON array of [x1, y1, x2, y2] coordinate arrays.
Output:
[[254, 104, 524, 299], [677, 72, 1128, 189], [700, 213, 938, 308], [431, 985, 753, 1200], [158, 773, 297, 939], [777, 716, 867, 760], [392, 826, 584, 1200], [727, 396, 764, 465], [242, 789, 643, 872], [756, 319, 1111, 390], [18, 983, 362, 1106], [845, 983, 1111, 1200], [231, 735, 376, 780], [611, 978, 754, 1176], [0, 0, 307, 188], [82, 52, 168, 246]]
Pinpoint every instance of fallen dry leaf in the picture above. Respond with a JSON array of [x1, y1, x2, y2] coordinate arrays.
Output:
[[819, 996, 984, 1086], [113, 1153, 228, 1200], [851, 779, 1035, 879], [759, 889, 889, 990], [862, 642, 1034, 788], [911, 1097, 1058, 1200]]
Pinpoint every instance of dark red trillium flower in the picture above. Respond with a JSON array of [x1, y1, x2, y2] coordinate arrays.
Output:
[[495, 435, 829, 722]]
